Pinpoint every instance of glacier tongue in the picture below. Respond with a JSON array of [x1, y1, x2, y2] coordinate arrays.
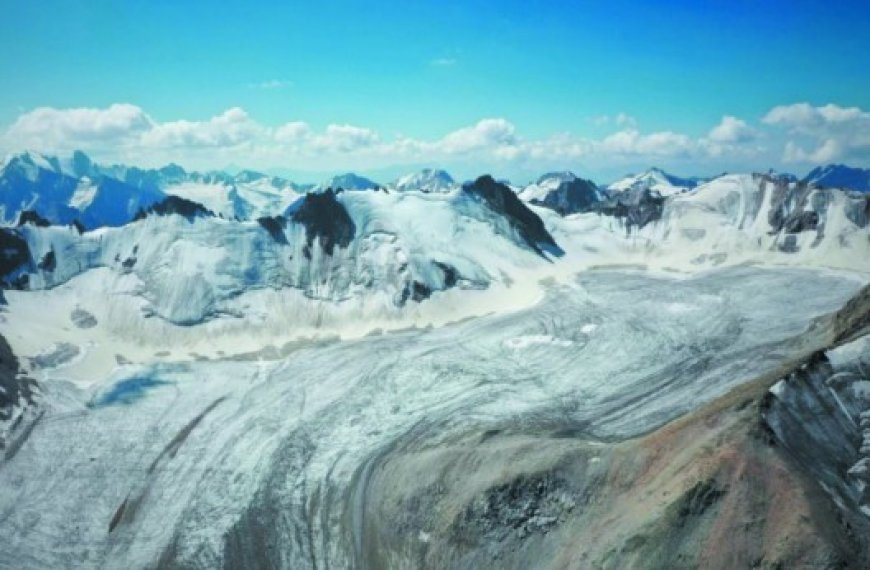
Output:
[[0, 266, 862, 568]]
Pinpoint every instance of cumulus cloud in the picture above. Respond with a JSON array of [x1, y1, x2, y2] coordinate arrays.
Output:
[[708, 115, 757, 144], [141, 107, 263, 149], [763, 103, 870, 163], [598, 129, 696, 157], [312, 124, 379, 153], [5, 103, 152, 149], [437, 118, 517, 154], [274, 121, 312, 143], [783, 139, 843, 163], [763, 103, 866, 130], [13, 101, 861, 173]]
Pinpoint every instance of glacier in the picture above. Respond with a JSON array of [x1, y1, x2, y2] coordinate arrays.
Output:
[[0, 267, 865, 568]]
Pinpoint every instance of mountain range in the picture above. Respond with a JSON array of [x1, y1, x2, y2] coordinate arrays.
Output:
[[2, 151, 868, 233]]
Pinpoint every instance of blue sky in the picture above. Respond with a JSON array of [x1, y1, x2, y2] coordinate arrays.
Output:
[[1, 0, 868, 182]]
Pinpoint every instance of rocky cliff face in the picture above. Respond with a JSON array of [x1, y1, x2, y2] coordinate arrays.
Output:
[[0, 333, 39, 455], [528, 177, 600, 216], [596, 185, 666, 230], [463, 175, 561, 255], [290, 189, 356, 258]]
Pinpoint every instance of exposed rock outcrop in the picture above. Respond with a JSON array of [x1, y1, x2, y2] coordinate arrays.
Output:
[[290, 189, 356, 259], [0, 333, 39, 453], [132, 195, 214, 222], [463, 175, 561, 256], [0, 228, 32, 289], [17, 210, 51, 227], [529, 177, 600, 215], [256, 215, 288, 244], [596, 186, 666, 230]]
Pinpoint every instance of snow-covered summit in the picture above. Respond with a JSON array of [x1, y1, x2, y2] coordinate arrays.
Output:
[[391, 169, 455, 193], [518, 172, 604, 216], [608, 167, 707, 197], [517, 171, 580, 203]]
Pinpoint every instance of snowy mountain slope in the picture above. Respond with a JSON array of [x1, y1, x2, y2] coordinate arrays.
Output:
[[546, 173, 870, 272], [3, 180, 555, 372], [390, 168, 456, 192], [804, 163, 870, 192], [5, 169, 869, 322], [517, 171, 580, 203], [608, 167, 708, 196], [162, 175, 304, 220]]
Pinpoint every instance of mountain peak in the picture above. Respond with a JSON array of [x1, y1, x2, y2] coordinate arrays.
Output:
[[2, 150, 63, 181], [608, 167, 705, 197], [392, 168, 455, 192], [319, 172, 379, 192], [535, 171, 577, 185], [804, 164, 870, 192], [67, 150, 95, 178]]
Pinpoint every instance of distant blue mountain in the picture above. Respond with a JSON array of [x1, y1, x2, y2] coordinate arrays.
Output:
[[804, 164, 870, 192], [316, 173, 380, 191], [0, 151, 165, 229]]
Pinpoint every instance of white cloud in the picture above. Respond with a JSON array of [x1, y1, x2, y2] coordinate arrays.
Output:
[[598, 128, 696, 157], [5, 103, 152, 149], [15, 101, 861, 174], [763, 102, 866, 130], [783, 139, 842, 163], [708, 115, 757, 144], [763, 103, 870, 163], [140, 107, 263, 149], [437, 118, 517, 154], [274, 121, 312, 143], [312, 124, 379, 153]]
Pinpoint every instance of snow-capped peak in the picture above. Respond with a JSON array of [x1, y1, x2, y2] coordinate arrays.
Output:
[[517, 171, 581, 203], [3, 150, 63, 179], [391, 168, 456, 192], [608, 167, 704, 197], [535, 171, 577, 186]]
